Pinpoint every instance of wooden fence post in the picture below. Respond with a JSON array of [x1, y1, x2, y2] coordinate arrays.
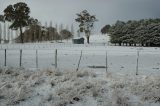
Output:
[[76, 50, 83, 71], [20, 49, 22, 67], [55, 49, 57, 69], [36, 50, 38, 68], [4, 49, 6, 66], [136, 51, 140, 75], [106, 51, 108, 73]]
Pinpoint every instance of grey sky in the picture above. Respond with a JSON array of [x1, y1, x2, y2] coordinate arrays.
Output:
[[0, 0, 160, 33]]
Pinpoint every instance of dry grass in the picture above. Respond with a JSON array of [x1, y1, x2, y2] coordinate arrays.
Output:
[[0, 67, 160, 106]]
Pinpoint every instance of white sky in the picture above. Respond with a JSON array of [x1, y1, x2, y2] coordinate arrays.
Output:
[[0, 0, 160, 34]]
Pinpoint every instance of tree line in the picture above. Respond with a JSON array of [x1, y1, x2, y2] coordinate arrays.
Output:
[[0, 2, 74, 43], [16, 20, 74, 43], [0, 21, 74, 43], [0, 2, 98, 44], [101, 18, 160, 47]]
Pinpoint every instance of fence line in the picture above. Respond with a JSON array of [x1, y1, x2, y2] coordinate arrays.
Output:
[[0, 49, 160, 76]]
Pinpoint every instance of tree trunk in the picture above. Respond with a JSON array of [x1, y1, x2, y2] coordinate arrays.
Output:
[[141, 43, 144, 47], [87, 36, 90, 44], [20, 26, 23, 43]]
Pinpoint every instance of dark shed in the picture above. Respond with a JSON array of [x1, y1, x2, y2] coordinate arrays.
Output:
[[72, 37, 84, 44]]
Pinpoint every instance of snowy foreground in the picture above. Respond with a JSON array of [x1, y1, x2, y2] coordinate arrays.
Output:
[[0, 35, 160, 106], [0, 67, 160, 106]]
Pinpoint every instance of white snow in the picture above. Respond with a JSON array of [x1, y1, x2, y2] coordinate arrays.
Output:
[[0, 68, 160, 106], [0, 34, 160, 106], [0, 41, 160, 75]]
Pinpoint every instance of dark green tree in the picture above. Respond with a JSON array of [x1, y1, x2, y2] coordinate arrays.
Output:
[[75, 10, 97, 43], [0, 15, 5, 22], [107, 18, 160, 47], [60, 29, 73, 39], [3, 2, 30, 43], [101, 25, 110, 34]]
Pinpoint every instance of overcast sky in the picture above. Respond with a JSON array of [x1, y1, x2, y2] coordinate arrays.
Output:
[[0, 0, 160, 33]]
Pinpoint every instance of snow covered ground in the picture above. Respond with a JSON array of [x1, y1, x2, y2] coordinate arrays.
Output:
[[0, 41, 160, 75], [0, 34, 160, 106], [0, 68, 160, 106]]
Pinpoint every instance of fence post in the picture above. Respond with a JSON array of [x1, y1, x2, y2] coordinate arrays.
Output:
[[136, 51, 140, 75], [36, 50, 38, 68], [4, 49, 6, 66], [76, 50, 83, 71], [20, 49, 22, 67], [106, 51, 108, 73], [55, 49, 57, 69]]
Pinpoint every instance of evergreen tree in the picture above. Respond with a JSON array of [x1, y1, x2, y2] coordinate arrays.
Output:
[[75, 10, 97, 43], [106, 18, 160, 47], [3, 2, 30, 43]]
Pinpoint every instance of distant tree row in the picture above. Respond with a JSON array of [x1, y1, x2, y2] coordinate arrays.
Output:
[[0, 2, 74, 43], [0, 20, 74, 43], [16, 20, 73, 43], [0, 22, 15, 44], [102, 18, 160, 47]]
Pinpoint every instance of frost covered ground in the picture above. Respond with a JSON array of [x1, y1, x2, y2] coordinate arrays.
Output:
[[0, 68, 160, 106], [0, 40, 160, 75], [0, 35, 160, 106]]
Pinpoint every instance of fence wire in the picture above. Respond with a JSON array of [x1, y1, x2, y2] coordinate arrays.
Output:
[[0, 48, 160, 76]]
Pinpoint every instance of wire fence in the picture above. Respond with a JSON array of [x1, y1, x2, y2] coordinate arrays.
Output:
[[0, 47, 160, 75]]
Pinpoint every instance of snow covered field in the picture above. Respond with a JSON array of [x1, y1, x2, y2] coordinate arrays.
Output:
[[0, 35, 160, 106], [0, 43, 160, 75]]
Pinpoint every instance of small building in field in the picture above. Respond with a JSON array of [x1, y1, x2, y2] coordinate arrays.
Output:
[[72, 37, 84, 44]]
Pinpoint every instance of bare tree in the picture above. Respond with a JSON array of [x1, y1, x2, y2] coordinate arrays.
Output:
[[45, 21, 48, 41], [38, 22, 42, 42], [49, 21, 53, 40], [59, 24, 63, 41], [66, 24, 69, 31], [3, 22, 6, 43], [10, 29, 13, 43], [7, 24, 10, 43], [55, 23, 58, 32], [59, 23, 63, 32], [71, 24, 74, 36]]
